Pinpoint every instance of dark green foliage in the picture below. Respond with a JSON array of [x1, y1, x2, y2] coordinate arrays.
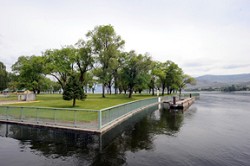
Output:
[[223, 85, 236, 92], [43, 47, 75, 90], [87, 25, 125, 98], [11, 56, 45, 94], [0, 61, 8, 91], [63, 75, 86, 107], [120, 51, 152, 98]]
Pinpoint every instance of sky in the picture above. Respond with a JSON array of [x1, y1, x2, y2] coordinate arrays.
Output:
[[0, 0, 250, 76]]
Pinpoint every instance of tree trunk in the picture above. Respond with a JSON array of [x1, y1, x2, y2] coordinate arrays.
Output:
[[152, 88, 155, 96], [109, 85, 112, 95], [179, 89, 182, 99], [114, 76, 118, 94], [128, 89, 133, 98], [161, 83, 165, 96], [73, 98, 76, 107], [166, 86, 170, 95], [102, 84, 105, 98]]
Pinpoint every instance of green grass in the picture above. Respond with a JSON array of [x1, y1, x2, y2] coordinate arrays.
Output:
[[0, 94, 17, 101], [3, 93, 155, 110]]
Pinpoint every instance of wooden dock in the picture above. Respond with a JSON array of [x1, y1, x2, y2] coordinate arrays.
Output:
[[163, 97, 195, 110]]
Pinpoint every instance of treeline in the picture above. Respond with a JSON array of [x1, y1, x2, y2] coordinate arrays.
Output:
[[1, 25, 196, 99], [222, 85, 250, 92]]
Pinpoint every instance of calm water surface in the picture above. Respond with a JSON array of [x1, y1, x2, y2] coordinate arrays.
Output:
[[0, 92, 250, 166]]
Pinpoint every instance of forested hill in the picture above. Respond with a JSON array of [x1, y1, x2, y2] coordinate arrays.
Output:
[[196, 73, 250, 83], [186, 73, 250, 90]]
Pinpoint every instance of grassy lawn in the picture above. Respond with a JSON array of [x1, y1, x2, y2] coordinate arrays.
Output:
[[2, 93, 155, 109], [0, 94, 17, 101], [0, 93, 157, 123]]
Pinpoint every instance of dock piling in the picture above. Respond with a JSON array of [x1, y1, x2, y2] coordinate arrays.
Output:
[[173, 96, 176, 105]]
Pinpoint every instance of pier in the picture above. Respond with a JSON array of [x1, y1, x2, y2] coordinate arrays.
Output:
[[163, 97, 195, 109]]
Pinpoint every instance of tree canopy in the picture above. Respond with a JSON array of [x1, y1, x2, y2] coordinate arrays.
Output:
[[11, 56, 45, 93], [6, 24, 195, 100], [63, 74, 86, 107], [120, 51, 152, 98], [86, 24, 125, 97], [0, 61, 8, 91]]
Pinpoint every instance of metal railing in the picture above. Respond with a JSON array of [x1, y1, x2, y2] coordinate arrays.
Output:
[[99, 97, 158, 129], [0, 106, 99, 130], [0, 97, 166, 131]]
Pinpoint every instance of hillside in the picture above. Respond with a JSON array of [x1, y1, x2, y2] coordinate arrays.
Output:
[[187, 73, 250, 90], [196, 74, 250, 83]]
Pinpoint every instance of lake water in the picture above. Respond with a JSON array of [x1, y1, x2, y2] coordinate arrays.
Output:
[[0, 92, 250, 166]]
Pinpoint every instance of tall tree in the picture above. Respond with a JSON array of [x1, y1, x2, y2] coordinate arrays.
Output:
[[116, 52, 130, 94], [0, 61, 8, 91], [121, 51, 152, 98], [87, 24, 125, 97], [12, 56, 45, 94], [74, 39, 94, 85], [165, 61, 183, 94], [147, 61, 158, 95], [44, 47, 75, 90], [153, 62, 167, 96]]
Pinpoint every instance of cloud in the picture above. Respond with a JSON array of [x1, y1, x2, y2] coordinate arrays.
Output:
[[182, 62, 207, 68], [0, 34, 2, 44], [1, 0, 250, 76], [223, 64, 250, 69]]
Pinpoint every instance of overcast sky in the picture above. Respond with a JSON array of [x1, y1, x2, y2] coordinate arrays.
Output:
[[0, 0, 250, 76]]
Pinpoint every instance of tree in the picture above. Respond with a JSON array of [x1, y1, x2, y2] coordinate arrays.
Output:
[[38, 77, 61, 93], [176, 74, 196, 97], [6, 72, 18, 91], [165, 61, 182, 94], [44, 47, 75, 90], [120, 51, 152, 98], [87, 24, 125, 97], [153, 62, 167, 96], [63, 74, 86, 107], [134, 73, 150, 94], [113, 51, 128, 94], [0, 61, 8, 91], [12, 56, 45, 94], [147, 61, 158, 96], [74, 39, 94, 85]]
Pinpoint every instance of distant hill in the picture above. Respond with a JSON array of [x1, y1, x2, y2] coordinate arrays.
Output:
[[187, 73, 250, 90], [196, 73, 250, 83]]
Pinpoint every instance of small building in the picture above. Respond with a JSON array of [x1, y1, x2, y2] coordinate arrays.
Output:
[[2, 88, 10, 94], [18, 90, 36, 101]]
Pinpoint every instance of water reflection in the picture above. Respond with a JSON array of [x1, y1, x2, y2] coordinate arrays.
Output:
[[0, 104, 191, 166], [151, 108, 184, 135], [93, 106, 187, 165], [0, 123, 99, 164]]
